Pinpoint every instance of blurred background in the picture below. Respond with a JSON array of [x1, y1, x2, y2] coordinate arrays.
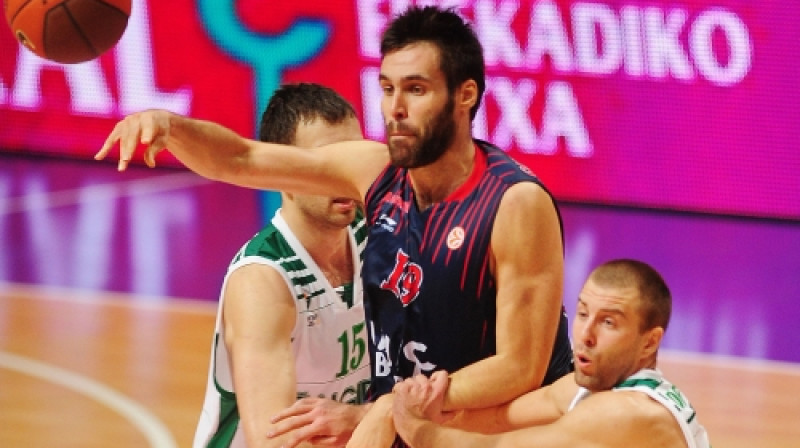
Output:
[[1, 0, 798, 446]]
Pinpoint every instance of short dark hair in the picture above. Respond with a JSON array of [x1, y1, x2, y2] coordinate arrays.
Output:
[[589, 259, 672, 333], [380, 6, 485, 120], [258, 83, 357, 144]]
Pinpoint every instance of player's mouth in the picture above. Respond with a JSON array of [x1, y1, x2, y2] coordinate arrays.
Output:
[[389, 133, 415, 141], [387, 122, 416, 138], [331, 198, 356, 209], [574, 351, 593, 371]]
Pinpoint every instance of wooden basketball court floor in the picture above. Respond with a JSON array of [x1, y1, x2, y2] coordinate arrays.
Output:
[[1, 283, 799, 447], [2, 154, 799, 446]]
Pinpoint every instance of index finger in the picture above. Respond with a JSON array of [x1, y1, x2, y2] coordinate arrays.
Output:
[[95, 121, 130, 171], [270, 400, 316, 424], [393, 380, 411, 395], [430, 370, 450, 391], [266, 413, 317, 440], [277, 423, 326, 448]]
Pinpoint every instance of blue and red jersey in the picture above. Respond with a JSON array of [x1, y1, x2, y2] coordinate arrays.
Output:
[[363, 140, 573, 398]]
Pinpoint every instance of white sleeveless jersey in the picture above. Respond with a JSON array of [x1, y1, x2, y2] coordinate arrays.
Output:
[[568, 368, 710, 448], [193, 210, 371, 448]]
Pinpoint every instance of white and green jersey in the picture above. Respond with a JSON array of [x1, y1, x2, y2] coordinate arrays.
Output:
[[568, 368, 710, 448], [193, 210, 371, 448]]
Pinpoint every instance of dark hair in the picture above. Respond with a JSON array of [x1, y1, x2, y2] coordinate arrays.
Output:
[[258, 83, 357, 144], [380, 6, 485, 120], [589, 259, 672, 332]]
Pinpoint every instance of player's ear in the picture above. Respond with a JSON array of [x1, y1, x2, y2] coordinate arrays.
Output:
[[456, 80, 478, 112], [641, 326, 664, 358]]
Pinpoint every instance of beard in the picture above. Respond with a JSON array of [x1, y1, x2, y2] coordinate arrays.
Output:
[[386, 96, 456, 168], [572, 343, 640, 393]]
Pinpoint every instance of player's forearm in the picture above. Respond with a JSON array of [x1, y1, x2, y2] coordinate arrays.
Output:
[[445, 354, 544, 410], [239, 383, 298, 448], [444, 406, 508, 434], [166, 114, 371, 196], [165, 113, 262, 184], [398, 415, 496, 448]]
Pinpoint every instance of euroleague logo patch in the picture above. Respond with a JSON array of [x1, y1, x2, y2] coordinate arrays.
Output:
[[446, 226, 465, 250]]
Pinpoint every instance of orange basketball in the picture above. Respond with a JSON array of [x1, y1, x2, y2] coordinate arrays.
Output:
[[4, 0, 131, 64]]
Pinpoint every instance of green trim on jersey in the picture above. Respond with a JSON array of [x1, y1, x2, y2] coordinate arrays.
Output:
[[206, 334, 239, 448], [616, 377, 661, 389], [615, 373, 698, 425], [231, 209, 366, 307]]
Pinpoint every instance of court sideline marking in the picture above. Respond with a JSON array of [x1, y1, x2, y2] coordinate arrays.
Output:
[[0, 351, 177, 448], [0, 171, 212, 216], [662, 349, 800, 376]]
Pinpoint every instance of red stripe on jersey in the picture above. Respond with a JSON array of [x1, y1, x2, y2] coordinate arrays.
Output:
[[458, 177, 500, 291], [430, 146, 488, 263], [444, 144, 487, 202]]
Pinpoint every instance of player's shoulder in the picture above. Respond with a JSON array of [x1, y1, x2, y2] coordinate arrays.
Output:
[[473, 141, 554, 209], [477, 139, 541, 179], [225, 224, 304, 280], [609, 389, 676, 418], [494, 181, 558, 228], [238, 224, 290, 259], [547, 373, 580, 407], [502, 179, 551, 201], [575, 390, 686, 445]]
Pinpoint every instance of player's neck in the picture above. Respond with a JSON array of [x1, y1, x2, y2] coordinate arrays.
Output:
[[285, 214, 353, 286], [409, 135, 476, 211], [307, 237, 353, 287]]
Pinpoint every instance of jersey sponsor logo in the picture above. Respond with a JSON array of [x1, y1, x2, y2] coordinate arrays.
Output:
[[446, 226, 465, 250], [402, 340, 436, 375], [371, 324, 437, 379], [372, 332, 393, 378], [376, 213, 398, 232], [380, 249, 423, 306], [296, 378, 371, 404]]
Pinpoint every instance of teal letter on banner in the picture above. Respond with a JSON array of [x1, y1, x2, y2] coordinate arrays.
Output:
[[197, 0, 330, 222]]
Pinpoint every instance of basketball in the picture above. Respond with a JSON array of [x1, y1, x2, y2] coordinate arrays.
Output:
[[4, 0, 131, 64]]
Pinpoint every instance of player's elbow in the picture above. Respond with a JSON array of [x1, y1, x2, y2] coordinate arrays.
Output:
[[505, 356, 547, 395]]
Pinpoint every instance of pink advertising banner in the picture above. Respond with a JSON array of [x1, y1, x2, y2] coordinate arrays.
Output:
[[1, 0, 797, 219]]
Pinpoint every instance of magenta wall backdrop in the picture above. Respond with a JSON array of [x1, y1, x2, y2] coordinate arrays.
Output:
[[1, 0, 797, 219]]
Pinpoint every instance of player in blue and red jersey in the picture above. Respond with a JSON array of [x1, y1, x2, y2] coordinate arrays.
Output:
[[97, 6, 572, 447], [363, 138, 572, 398]]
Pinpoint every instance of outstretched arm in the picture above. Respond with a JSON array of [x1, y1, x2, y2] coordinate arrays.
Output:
[[446, 373, 575, 434], [395, 385, 682, 448], [444, 182, 565, 410], [95, 109, 388, 200]]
